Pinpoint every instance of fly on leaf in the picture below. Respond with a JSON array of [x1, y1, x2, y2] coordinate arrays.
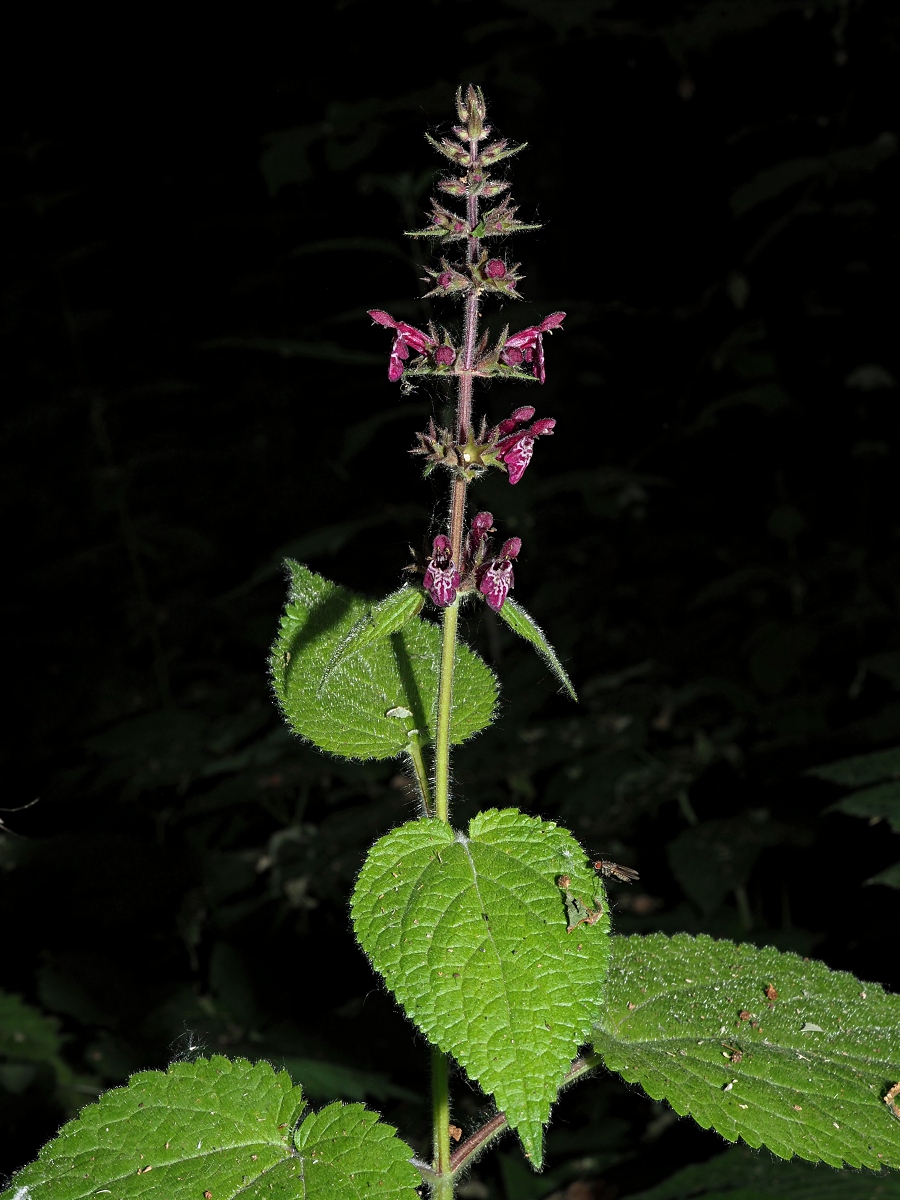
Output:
[[593, 859, 640, 884]]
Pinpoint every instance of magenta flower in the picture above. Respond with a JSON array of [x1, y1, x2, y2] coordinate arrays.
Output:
[[478, 537, 521, 612], [368, 310, 435, 382], [491, 409, 556, 485], [499, 311, 566, 384], [494, 405, 534, 438], [423, 535, 460, 607]]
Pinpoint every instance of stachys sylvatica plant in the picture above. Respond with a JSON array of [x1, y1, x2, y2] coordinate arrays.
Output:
[[5, 86, 900, 1200]]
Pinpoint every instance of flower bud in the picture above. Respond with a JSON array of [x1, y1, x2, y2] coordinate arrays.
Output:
[[485, 259, 506, 278], [530, 418, 556, 436], [471, 511, 493, 538], [434, 345, 456, 366]]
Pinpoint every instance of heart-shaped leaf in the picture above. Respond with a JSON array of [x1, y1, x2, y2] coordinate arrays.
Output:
[[351, 808, 611, 1165], [271, 562, 497, 759], [0, 1056, 420, 1200]]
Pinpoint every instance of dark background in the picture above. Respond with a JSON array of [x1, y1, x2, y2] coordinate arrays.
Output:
[[3, 2, 900, 1195]]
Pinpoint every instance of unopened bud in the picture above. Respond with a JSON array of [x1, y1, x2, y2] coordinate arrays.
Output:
[[434, 345, 456, 366], [471, 511, 493, 537], [485, 259, 506, 279]]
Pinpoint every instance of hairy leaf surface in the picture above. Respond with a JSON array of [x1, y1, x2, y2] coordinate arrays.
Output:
[[629, 1144, 900, 1199], [593, 933, 900, 1169], [351, 808, 611, 1165], [0, 1056, 419, 1200], [495, 596, 577, 701], [271, 561, 497, 759], [324, 585, 425, 678]]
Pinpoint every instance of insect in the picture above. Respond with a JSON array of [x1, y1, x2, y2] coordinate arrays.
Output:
[[593, 859, 640, 884]]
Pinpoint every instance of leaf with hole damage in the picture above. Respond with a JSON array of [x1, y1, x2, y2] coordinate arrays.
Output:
[[592, 933, 900, 1170], [351, 808, 611, 1166], [0, 1056, 420, 1200], [271, 561, 497, 759]]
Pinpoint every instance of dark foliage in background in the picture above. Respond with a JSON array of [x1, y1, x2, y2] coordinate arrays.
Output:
[[2, 2, 899, 1194]]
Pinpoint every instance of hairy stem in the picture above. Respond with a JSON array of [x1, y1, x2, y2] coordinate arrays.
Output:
[[431, 1046, 453, 1198], [406, 732, 433, 816], [429, 102, 485, 1200], [447, 1055, 601, 1177], [433, 599, 459, 824]]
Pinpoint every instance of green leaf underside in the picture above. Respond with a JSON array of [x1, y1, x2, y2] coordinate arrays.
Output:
[[351, 808, 612, 1166], [271, 562, 497, 759], [867, 860, 900, 889], [0, 1056, 420, 1200], [496, 597, 577, 702], [828, 781, 900, 833], [0, 990, 63, 1065], [629, 1144, 900, 1200], [592, 934, 900, 1170], [807, 746, 900, 787]]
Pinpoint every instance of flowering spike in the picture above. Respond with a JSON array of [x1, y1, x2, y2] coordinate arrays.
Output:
[[423, 535, 460, 607]]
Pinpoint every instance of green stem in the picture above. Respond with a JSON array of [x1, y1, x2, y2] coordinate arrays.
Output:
[[434, 600, 459, 825], [431, 1046, 453, 1199], [406, 732, 433, 816], [427, 87, 485, 1200]]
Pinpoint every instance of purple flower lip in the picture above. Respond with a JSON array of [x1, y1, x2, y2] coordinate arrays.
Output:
[[423, 534, 461, 607], [491, 412, 556, 485], [478, 537, 521, 612]]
